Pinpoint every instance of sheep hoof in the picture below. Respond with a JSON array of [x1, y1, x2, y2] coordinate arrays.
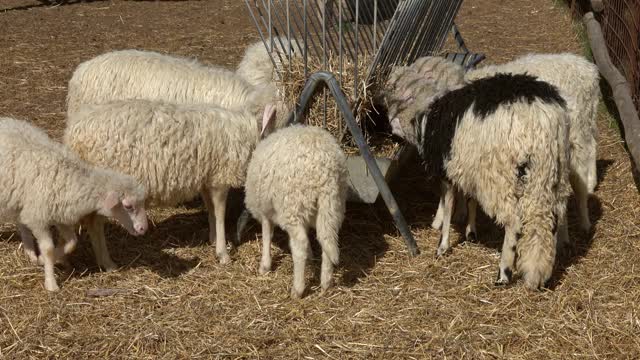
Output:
[[320, 280, 333, 294], [218, 253, 231, 265], [466, 232, 477, 243], [290, 287, 304, 300], [258, 264, 271, 275], [435, 244, 450, 258], [522, 273, 548, 291], [101, 261, 118, 272], [494, 267, 513, 286], [44, 279, 60, 292]]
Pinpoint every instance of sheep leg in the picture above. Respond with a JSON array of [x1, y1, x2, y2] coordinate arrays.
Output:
[[465, 198, 478, 242], [587, 137, 598, 194], [259, 216, 273, 275], [86, 214, 118, 271], [570, 170, 591, 233], [320, 248, 334, 294], [452, 189, 468, 223], [204, 187, 231, 264], [495, 225, 517, 285], [30, 226, 59, 291], [431, 195, 444, 230], [54, 224, 77, 270], [556, 212, 572, 255], [56, 224, 78, 256], [288, 224, 309, 299], [436, 181, 456, 257], [19, 224, 39, 264]]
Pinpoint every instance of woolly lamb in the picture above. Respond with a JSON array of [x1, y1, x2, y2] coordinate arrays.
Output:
[[64, 100, 277, 267], [66, 49, 287, 126], [466, 53, 601, 197], [243, 125, 348, 299], [0, 117, 148, 291], [390, 73, 572, 289]]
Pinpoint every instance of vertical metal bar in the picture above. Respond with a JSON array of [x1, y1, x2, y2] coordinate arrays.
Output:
[[364, 0, 404, 82], [244, 0, 281, 83], [323, 0, 328, 128], [283, 0, 323, 59], [339, 0, 344, 137], [287, 0, 292, 73], [339, 0, 344, 86], [354, 0, 359, 99], [308, 0, 340, 57], [268, 0, 273, 51], [351, 0, 376, 55], [256, 0, 295, 67], [373, 0, 377, 52], [334, 0, 360, 63], [408, 2, 437, 59], [304, 0, 308, 85]]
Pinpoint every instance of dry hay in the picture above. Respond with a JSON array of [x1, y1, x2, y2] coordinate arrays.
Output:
[[1, 0, 640, 359], [277, 53, 400, 158]]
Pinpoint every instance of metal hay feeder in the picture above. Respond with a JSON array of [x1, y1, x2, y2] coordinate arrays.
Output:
[[244, 0, 485, 256]]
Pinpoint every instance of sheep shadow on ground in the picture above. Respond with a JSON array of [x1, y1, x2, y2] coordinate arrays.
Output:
[[0, 223, 199, 280], [65, 221, 202, 279], [235, 200, 390, 289]]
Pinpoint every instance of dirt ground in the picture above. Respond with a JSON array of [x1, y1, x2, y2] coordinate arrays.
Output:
[[1, 0, 639, 359]]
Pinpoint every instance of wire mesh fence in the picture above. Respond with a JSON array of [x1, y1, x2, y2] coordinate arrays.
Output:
[[571, 0, 640, 111], [600, 0, 640, 111]]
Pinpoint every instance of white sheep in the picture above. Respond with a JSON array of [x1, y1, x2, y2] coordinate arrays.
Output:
[[243, 124, 348, 299], [66, 49, 289, 126], [64, 99, 277, 267], [0, 117, 148, 291], [465, 53, 601, 197], [389, 73, 572, 289]]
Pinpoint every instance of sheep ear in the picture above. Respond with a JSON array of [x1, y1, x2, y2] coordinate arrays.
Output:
[[260, 103, 277, 138], [103, 191, 121, 210]]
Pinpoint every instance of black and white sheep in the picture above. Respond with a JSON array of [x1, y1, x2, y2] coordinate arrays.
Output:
[[390, 73, 573, 289]]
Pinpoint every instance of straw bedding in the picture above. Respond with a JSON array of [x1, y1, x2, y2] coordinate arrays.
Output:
[[0, 0, 639, 358]]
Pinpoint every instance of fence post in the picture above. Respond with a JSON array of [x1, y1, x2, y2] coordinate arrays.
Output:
[[584, 12, 640, 184]]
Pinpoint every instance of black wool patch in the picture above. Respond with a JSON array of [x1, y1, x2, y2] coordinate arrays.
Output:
[[417, 73, 566, 177]]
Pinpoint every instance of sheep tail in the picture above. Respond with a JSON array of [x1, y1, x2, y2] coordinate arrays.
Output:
[[315, 192, 344, 266]]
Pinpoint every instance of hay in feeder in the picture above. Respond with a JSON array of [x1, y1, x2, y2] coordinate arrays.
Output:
[[277, 54, 400, 158]]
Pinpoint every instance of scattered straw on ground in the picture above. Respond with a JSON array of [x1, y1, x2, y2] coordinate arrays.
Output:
[[0, 0, 639, 358]]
